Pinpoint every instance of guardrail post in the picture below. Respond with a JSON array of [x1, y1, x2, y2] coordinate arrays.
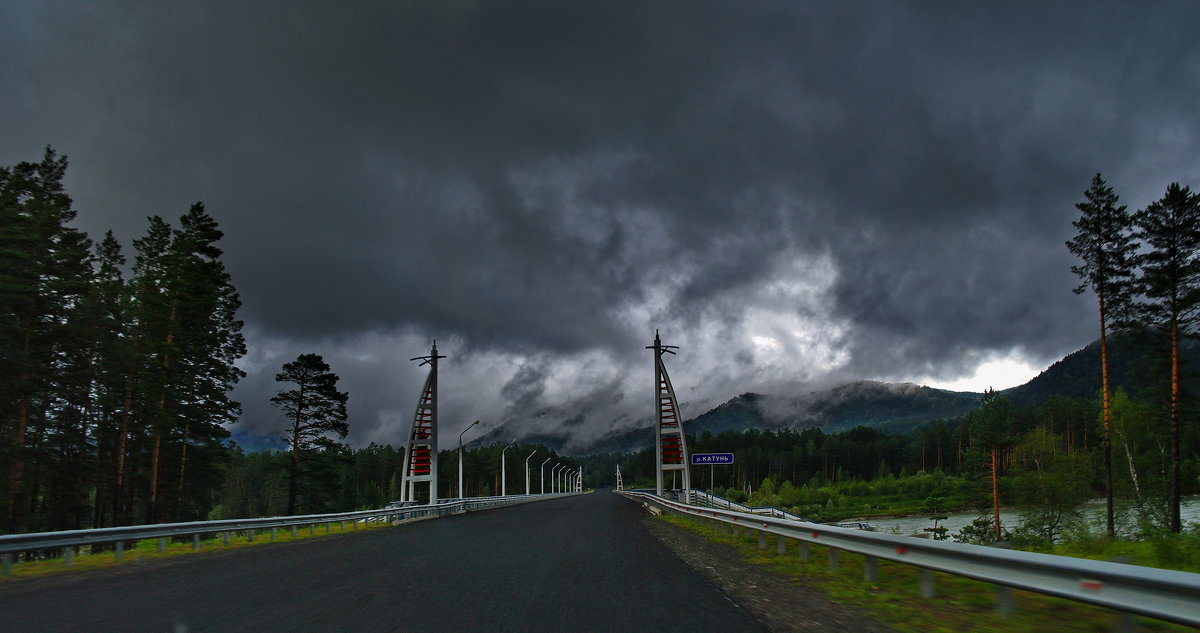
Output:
[[828, 548, 839, 570], [2, 553, 11, 577], [247, 529, 255, 543], [338, 520, 344, 530], [62, 546, 73, 568], [222, 531, 230, 546], [864, 555, 878, 582], [193, 534, 201, 551], [157, 538, 166, 553], [920, 569, 935, 598], [115, 541, 124, 561], [799, 541, 810, 561], [291, 525, 297, 538], [758, 531, 766, 550], [271, 528, 278, 541], [309, 524, 315, 535], [996, 585, 1014, 618], [777, 535, 786, 555], [325, 522, 331, 533], [1113, 611, 1135, 633]]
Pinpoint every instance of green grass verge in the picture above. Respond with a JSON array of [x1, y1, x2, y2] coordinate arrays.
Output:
[[660, 515, 1196, 633], [1, 518, 394, 582]]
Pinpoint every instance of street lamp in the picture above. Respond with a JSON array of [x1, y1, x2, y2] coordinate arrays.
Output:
[[458, 420, 480, 499], [524, 450, 538, 495], [500, 440, 515, 497], [540, 457, 551, 494], [552, 464, 562, 494]]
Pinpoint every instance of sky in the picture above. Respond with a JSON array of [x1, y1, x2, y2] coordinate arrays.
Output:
[[3, 1, 1199, 451]]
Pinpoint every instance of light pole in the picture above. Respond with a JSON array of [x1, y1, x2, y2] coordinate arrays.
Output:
[[540, 457, 551, 494], [500, 440, 515, 497], [458, 420, 480, 499], [525, 450, 537, 495], [552, 464, 562, 493]]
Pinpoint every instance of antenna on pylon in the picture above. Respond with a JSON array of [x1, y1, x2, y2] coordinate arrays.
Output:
[[648, 330, 689, 499], [399, 341, 446, 504]]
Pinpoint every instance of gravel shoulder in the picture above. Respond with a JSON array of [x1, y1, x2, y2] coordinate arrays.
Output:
[[641, 514, 898, 633]]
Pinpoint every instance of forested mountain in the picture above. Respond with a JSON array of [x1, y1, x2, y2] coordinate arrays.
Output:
[[1002, 332, 1200, 407]]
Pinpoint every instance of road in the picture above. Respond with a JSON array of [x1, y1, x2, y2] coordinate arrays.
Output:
[[0, 490, 768, 632]]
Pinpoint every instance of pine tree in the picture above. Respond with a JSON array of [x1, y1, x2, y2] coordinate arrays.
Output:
[[271, 354, 349, 515], [1066, 173, 1136, 536], [0, 147, 93, 532], [1133, 182, 1200, 532], [162, 204, 245, 521], [968, 389, 1011, 540]]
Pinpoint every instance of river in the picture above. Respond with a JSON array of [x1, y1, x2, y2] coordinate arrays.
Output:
[[860, 496, 1200, 537]]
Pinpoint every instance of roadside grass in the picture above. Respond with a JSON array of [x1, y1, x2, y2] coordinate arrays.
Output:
[[661, 515, 1195, 633], [1, 518, 394, 582]]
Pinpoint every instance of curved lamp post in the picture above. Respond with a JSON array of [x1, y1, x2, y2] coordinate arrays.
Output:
[[525, 450, 538, 495], [458, 420, 480, 499], [500, 440, 515, 497], [540, 457, 551, 494], [551, 464, 562, 494]]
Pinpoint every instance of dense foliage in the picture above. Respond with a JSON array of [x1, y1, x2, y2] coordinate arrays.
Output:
[[1, 149, 245, 532]]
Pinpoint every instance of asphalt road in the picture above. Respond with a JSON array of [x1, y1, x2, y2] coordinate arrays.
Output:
[[0, 490, 769, 632]]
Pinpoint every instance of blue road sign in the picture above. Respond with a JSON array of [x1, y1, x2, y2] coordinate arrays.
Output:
[[691, 453, 734, 465]]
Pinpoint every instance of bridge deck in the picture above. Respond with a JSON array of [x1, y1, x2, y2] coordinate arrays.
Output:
[[0, 491, 767, 632]]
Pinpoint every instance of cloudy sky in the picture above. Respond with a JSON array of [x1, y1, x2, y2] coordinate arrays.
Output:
[[3, 1, 1199, 451]]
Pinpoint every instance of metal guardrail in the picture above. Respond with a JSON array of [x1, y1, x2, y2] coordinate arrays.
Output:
[[621, 490, 1200, 628], [0, 492, 580, 575], [686, 489, 808, 522]]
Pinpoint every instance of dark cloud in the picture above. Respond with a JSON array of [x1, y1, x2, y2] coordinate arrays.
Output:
[[3, 1, 1199, 447]]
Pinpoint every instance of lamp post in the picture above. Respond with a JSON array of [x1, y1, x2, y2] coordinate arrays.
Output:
[[458, 420, 480, 499], [500, 440, 515, 497], [540, 457, 551, 494], [525, 450, 537, 495], [552, 464, 562, 493]]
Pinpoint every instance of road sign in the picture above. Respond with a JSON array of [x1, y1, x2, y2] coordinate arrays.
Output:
[[691, 453, 734, 465]]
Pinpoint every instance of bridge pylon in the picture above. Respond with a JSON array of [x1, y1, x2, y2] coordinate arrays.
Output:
[[648, 330, 690, 498], [400, 341, 446, 504], [615, 464, 623, 491]]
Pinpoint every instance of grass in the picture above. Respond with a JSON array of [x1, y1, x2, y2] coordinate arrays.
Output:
[[660, 514, 1197, 633], [1, 517, 395, 582]]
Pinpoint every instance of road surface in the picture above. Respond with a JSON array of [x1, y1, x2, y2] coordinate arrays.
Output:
[[0, 490, 768, 632]]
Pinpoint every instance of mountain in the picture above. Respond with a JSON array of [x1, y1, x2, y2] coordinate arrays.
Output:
[[227, 429, 287, 453], [583, 382, 981, 454], [1002, 332, 1199, 407]]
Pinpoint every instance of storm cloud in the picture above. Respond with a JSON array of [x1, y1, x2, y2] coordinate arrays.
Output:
[[3, 1, 1198, 450]]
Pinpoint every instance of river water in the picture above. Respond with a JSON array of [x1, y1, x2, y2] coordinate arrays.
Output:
[[861, 496, 1200, 537]]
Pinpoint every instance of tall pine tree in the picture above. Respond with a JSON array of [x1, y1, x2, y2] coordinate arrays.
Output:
[[1066, 173, 1136, 536], [1133, 182, 1200, 533], [0, 147, 93, 532], [271, 354, 349, 515]]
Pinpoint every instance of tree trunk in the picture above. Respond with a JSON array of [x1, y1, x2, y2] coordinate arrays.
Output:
[[114, 322, 143, 526], [1099, 292, 1115, 536], [7, 327, 33, 533], [149, 430, 162, 523], [991, 446, 1001, 541], [177, 418, 190, 515], [1169, 319, 1181, 532], [288, 393, 304, 515]]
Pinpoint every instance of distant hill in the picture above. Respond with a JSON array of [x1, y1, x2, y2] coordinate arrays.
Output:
[[583, 382, 981, 454], [1002, 331, 1199, 407], [227, 429, 287, 453]]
